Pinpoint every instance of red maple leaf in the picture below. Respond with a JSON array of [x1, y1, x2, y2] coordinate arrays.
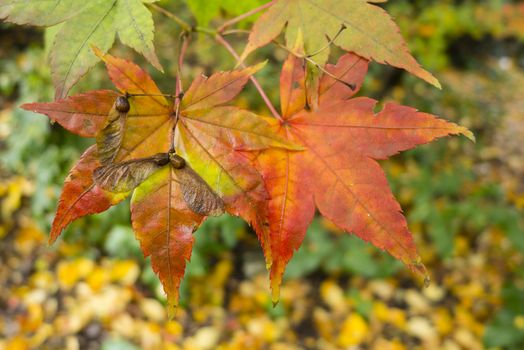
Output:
[[257, 53, 474, 302]]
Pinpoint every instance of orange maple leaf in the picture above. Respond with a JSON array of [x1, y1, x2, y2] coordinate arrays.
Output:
[[21, 50, 299, 312], [257, 53, 474, 302]]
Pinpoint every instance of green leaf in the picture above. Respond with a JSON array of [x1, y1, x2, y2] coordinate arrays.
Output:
[[185, 0, 220, 26], [3, 0, 161, 98], [185, 0, 267, 26], [219, 0, 267, 17], [241, 0, 440, 88], [116, 0, 163, 71], [0, 0, 96, 26], [50, 0, 117, 98]]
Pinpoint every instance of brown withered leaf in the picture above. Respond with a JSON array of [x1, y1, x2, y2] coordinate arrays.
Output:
[[94, 152, 224, 217], [169, 154, 225, 217], [96, 95, 130, 165], [93, 153, 169, 193]]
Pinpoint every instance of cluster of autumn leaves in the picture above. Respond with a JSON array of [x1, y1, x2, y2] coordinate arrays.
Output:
[[21, 45, 472, 314]]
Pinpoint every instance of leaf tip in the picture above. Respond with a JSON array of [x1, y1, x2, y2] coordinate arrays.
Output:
[[48, 226, 61, 245], [422, 70, 442, 89], [271, 281, 281, 306], [166, 293, 180, 319], [167, 302, 178, 320], [148, 53, 164, 73], [409, 256, 428, 282], [462, 129, 476, 143], [257, 59, 269, 69], [453, 124, 475, 143], [19, 102, 32, 111]]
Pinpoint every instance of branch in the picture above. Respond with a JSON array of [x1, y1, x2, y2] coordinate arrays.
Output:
[[217, 1, 275, 33], [215, 34, 283, 122], [148, 3, 192, 32]]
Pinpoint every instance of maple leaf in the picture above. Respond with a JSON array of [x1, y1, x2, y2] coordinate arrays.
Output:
[[21, 90, 119, 137], [47, 145, 128, 243], [258, 52, 473, 302], [21, 49, 299, 310], [240, 0, 440, 88], [0, 0, 94, 26], [131, 166, 206, 316], [1, 0, 162, 98]]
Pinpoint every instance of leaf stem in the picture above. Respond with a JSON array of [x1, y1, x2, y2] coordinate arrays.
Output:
[[148, 3, 192, 32], [171, 33, 190, 152], [305, 24, 346, 58], [215, 34, 283, 121], [217, 0, 275, 33], [176, 31, 190, 97], [221, 29, 251, 36]]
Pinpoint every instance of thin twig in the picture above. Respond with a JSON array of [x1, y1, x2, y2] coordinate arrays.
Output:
[[176, 32, 190, 97], [217, 0, 275, 33], [306, 24, 346, 58], [171, 33, 190, 152], [148, 3, 192, 32], [221, 29, 251, 36], [215, 34, 283, 121]]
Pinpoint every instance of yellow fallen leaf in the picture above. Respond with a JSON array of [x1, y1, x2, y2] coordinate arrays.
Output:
[[86, 266, 110, 292], [4, 336, 30, 350], [19, 303, 43, 332], [372, 338, 406, 350], [140, 298, 166, 322], [15, 224, 45, 254], [183, 327, 220, 350], [338, 313, 369, 347], [137, 321, 163, 350], [29, 323, 53, 348], [433, 308, 453, 336], [57, 258, 94, 290], [372, 301, 389, 322], [247, 317, 280, 342], [165, 320, 184, 337], [29, 271, 55, 291], [406, 316, 437, 341], [110, 260, 139, 285], [320, 280, 347, 312], [314, 308, 335, 341]]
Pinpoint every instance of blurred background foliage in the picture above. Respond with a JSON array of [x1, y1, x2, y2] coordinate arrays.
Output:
[[1, 0, 523, 349]]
